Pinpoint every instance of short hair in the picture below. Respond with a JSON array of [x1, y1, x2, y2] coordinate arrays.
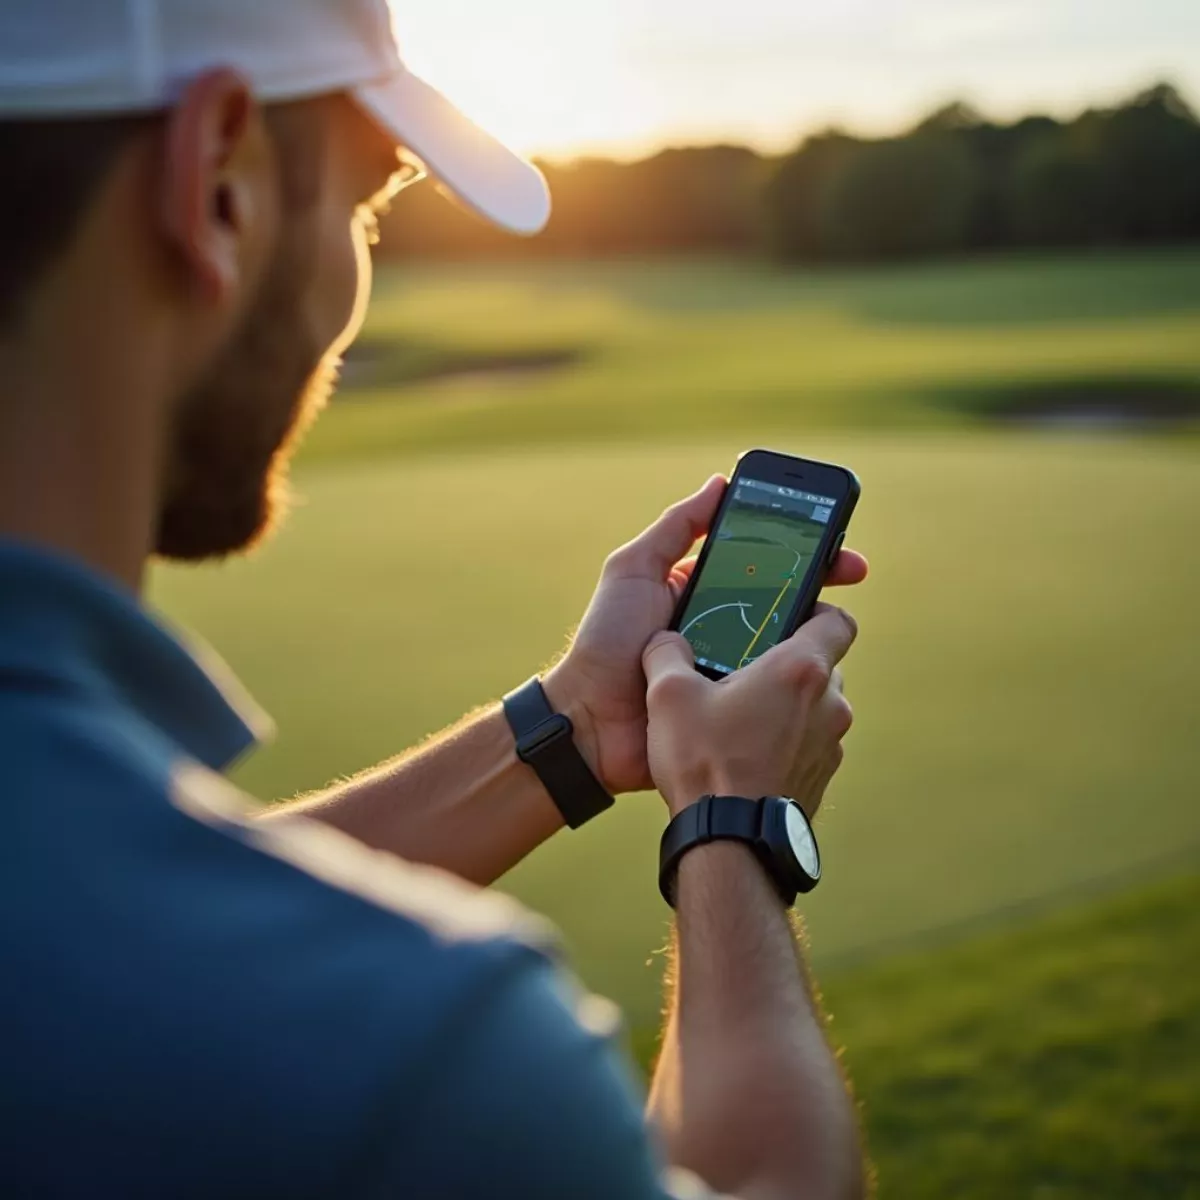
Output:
[[0, 99, 328, 332], [0, 114, 158, 330]]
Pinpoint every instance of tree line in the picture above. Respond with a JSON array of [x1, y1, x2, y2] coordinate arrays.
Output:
[[376, 83, 1200, 265]]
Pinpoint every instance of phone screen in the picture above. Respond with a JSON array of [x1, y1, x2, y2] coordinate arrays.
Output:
[[677, 477, 841, 675]]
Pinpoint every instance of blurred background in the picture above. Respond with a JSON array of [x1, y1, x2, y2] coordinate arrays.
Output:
[[154, 1, 1200, 1193]]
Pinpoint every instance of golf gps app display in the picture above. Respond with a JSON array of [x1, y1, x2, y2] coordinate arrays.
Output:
[[677, 478, 839, 676]]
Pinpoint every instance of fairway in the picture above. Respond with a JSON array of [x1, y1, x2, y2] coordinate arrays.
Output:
[[303, 249, 1200, 464]]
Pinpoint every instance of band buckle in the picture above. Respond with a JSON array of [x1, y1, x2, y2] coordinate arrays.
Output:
[[516, 713, 574, 762]]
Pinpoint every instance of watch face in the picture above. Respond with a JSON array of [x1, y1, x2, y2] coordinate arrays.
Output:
[[785, 803, 821, 881]]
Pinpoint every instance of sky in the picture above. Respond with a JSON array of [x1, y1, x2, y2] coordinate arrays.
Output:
[[393, 0, 1200, 160]]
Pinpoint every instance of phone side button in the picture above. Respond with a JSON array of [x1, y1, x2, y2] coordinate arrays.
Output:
[[827, 530, 847, 567]]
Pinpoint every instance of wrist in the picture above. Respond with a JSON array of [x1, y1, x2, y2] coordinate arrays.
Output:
[[540, 660, 603, 786], [661, 772, 780, 819]]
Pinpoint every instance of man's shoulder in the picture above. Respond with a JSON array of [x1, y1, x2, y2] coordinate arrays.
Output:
[[4, 681, 553, 960], [1, 673, 178, 799], [1, 695, 571, 1195]]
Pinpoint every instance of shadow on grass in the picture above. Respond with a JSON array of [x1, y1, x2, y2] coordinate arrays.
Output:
[[385, 248, 1200, 328], [930, 377, 1200, 429], [341, 337, 588, 395]]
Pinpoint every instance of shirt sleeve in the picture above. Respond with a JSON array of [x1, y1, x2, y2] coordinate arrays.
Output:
[[367, 951, 720, 1200]]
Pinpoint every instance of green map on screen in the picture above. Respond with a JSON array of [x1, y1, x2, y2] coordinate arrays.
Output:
[[678, 480, 835, 674]]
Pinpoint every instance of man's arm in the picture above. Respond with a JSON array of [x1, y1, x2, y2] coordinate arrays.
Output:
[[257, 666, 592, 888], [642, 613, 866, 1200], [650, 845, 863, 1200]]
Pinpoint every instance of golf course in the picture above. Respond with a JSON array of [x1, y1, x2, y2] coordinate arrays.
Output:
[[152, 249, 1200, 1195]]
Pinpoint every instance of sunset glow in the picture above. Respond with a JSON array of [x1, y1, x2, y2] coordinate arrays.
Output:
[[394, 0, 1200, 160]]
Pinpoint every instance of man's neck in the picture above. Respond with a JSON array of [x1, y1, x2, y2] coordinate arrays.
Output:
[[0, 307, 170, 595]]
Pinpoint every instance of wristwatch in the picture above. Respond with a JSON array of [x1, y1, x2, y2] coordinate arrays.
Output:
[[658, 795, 821, 908], [502, 677, 615, 830]]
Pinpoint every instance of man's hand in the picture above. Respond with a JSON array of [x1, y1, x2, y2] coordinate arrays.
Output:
[[641, 603, 858, 817], [545, 477, 868, 796]]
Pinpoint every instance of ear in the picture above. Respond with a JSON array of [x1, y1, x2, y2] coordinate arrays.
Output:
[[159, 69, 278, 307]]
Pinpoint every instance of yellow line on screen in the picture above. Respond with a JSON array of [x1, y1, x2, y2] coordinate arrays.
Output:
[[738, 575, 795, 668]]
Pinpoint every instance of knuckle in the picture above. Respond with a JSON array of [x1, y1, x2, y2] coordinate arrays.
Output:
[[643, 631, 682, 662], [603, 544, 635, 575], [659, 509, 693, 552], [647, 669, 693, 708], [831, 697, 854, 739], [662, 501, 703, 544], [836, 606, 859, 642], [790, 654, 832, 695]]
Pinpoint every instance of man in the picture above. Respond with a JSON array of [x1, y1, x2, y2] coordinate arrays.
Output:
[[0, 2, 871, 1197]]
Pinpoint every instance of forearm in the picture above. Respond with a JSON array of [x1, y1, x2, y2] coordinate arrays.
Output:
[[648, 842, 864, 1200], [261, 670, 593, 887]]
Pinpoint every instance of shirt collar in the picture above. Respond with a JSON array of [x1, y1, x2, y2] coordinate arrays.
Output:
[[0, 541, 271, 772]]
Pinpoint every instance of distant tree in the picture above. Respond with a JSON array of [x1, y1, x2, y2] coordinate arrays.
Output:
[[762, 132, 862, 262], [371, 80, 1200, 265], [1093, 84, 1200, 242], [912, 101, 987, 135], [1009, 83, 1200, 248], [1009, 128, 1111, 247], [817, 134, 981, 260], [626, 146, 764, 253]]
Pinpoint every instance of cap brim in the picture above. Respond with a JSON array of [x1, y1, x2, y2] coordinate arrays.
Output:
[[354, 72, 550, 237]]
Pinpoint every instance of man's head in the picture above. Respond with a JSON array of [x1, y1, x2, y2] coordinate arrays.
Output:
[[149, 86, 412, 560], [0, 0, 549, 571]]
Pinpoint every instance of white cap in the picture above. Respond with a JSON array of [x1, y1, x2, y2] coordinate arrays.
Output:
[[0, 0, 551, 236]]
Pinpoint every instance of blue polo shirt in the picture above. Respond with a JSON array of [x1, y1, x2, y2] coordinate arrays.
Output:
[[0, 543, 705, 1199]]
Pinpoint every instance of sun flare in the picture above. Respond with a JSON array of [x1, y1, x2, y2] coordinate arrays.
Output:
[[396, 2, 652, 158]]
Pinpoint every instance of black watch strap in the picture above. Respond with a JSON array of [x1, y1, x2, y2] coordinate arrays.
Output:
[[659, 795, 766, 907], [502, 677, 614, 830]]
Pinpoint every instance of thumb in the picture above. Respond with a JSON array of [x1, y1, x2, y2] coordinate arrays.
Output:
[[610, 476, 726, 580], [785, 602, 859, 671], [642, 631, 698, 688], [743, 602, 857, 685]]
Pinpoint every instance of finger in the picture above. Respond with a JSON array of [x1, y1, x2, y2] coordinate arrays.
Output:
[[642, 631, 699, 690], [820, 690, 854, 740], [667, 556, 698, 600], [608, 476, 726, 581], [825, 549, 869, 587], [791, 602, 858, 670], [746, 600, 856, 680], [754, 602, 857, 685]]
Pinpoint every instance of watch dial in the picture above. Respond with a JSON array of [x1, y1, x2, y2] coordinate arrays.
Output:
[[785, 803, 821, 880]]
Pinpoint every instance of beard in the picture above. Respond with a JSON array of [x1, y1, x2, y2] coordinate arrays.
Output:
[[155, 234, 340, 562]]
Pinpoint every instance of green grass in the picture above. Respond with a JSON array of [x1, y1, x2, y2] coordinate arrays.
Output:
[[308, 249, 1200, 463], [149, 251, 1200, 1191], [826, 870, 1200, 1197]]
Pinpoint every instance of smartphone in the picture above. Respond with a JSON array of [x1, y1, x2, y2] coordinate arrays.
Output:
[[670, 448, 861, 681]]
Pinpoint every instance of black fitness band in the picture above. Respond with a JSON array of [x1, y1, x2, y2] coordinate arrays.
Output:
[[502, 677, 614, 830], [658, 796, 782, 907]]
